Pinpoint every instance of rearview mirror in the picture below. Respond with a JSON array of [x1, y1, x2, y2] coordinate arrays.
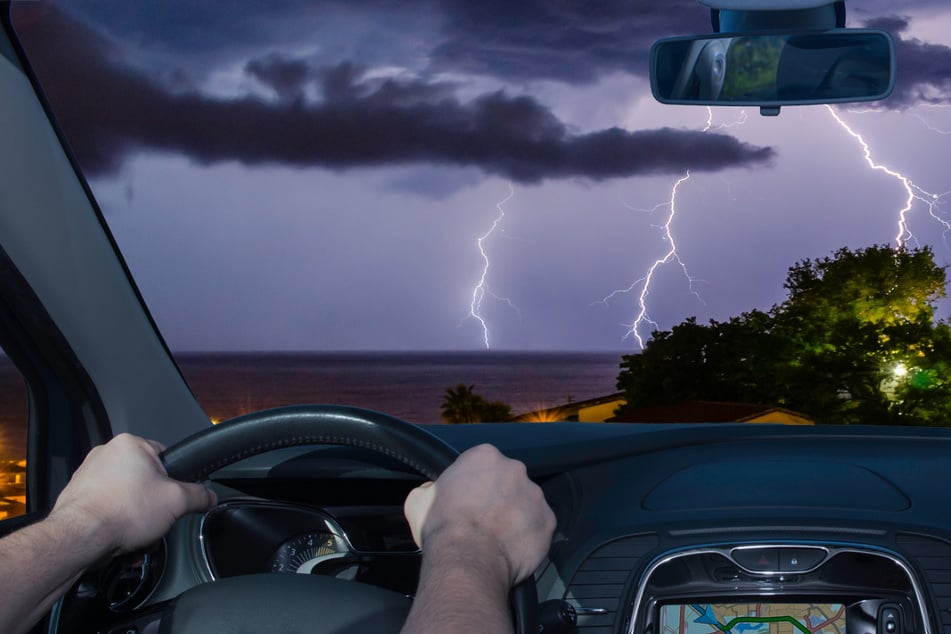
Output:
[[651, 29, 895, 108]]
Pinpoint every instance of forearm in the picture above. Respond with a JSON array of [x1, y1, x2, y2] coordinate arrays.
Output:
[[401, 542, 514, 634], [0, 508, 111, 634]]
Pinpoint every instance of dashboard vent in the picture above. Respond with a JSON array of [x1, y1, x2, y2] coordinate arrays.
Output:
[[564, 533, 658, 633], [896, 533, 951, 634]]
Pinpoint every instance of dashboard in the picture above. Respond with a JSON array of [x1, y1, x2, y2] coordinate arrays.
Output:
[[64, 421, 951, 634], [199, 501, 420, 594]]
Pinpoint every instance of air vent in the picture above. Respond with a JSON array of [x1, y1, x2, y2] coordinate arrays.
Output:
[[897, 533, 951, 634], [564, 533, 658, 633]]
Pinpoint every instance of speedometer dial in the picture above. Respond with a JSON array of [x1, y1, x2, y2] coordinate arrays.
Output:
[[269, 532, 348, 574]]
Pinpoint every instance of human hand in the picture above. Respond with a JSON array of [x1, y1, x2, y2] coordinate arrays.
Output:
[[50, 433, 217, 556], [403, 444, 555, 586]]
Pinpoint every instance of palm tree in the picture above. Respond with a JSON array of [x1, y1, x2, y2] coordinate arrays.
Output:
[[441, 384, 514, 423], [440, 384, 484, 423], [479, 400, 513, 422]]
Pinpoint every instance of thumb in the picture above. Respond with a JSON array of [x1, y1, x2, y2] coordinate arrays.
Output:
[[404, 481, 436, 548]]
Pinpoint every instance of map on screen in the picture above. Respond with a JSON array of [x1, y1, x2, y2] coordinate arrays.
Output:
[[658, 602, 845, 634]]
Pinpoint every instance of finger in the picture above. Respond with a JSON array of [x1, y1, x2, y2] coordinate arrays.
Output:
[[175, 482, 218, 515], [403, 481, 436, 548], [140, 438, 170, 474], [143, 439, 167, 454]]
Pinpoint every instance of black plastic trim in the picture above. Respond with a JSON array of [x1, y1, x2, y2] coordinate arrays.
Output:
[[0, 2, 202, 412], [0, 239, 109, 510]]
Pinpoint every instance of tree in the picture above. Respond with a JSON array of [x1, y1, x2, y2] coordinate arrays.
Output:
[[441, 384, 482, 423], [617, 245, 951, 425], [478, 399, 514, 423], [780, 245, 944, 328], [775, 245, 948, 423], [440, 384, 513, 423], [616, 311, 788, 408]]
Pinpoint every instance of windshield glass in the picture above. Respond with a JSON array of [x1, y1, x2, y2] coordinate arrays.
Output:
[[9, 1, 951, 426]]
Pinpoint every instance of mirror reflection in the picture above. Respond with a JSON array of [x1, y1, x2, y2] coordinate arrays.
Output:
[[652, 30, 894, 105]]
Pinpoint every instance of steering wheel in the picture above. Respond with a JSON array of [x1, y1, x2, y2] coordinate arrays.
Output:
[[157, 405, 538, 634]]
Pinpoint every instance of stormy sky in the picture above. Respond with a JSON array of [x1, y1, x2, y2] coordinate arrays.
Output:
[[10, 1, 951, 351]]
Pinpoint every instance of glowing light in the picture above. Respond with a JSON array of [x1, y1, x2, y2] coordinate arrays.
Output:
[[469, 182, 517, 349], [519, 407, 570, 423], [826, 106, 950, 248], [892, 363, 908, 377]]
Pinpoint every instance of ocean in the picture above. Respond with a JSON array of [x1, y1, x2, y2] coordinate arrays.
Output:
[[0, 351, 626, 459]]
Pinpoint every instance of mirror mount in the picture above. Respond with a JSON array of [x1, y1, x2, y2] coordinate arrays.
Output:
[[703, 1, 846, 33]]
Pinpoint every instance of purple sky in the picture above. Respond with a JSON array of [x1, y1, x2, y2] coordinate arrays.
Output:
[[11, 1, 951, 351]]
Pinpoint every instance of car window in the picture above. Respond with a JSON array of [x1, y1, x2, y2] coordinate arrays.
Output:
[[0, 351, 28, 520], [8, 2, 951, 427]]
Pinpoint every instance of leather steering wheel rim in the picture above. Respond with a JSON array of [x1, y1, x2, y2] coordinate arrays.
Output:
[[159, 404, 537, 634], [161, 404, 459, 482]]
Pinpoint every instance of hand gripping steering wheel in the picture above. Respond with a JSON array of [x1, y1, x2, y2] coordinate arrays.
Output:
[[157, 405, 538, 634]]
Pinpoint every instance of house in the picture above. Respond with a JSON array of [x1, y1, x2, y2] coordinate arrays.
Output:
[[515, 393, 627, 422], [608, 400, 814, 425], [515, 397, 814, 425]]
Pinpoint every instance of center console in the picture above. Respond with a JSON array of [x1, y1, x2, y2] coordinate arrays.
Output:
[[629, 544, 927, 634]]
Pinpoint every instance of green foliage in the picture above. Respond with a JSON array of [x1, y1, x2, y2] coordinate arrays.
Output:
[[617, 245, 951, 425], [617, 311, 786, 406], [440, 384, 513, 423], [720, 36, 785, 100], [781, 245, 945, 328]]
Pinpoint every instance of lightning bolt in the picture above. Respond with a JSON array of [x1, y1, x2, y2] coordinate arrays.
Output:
[[913, 103, 951, 134], [598, 108, 744, 349], [469, 182, 517, 349], [597, 172, 700, 348], [826, 105, 950, 248], [598, 105, 949, 350], [703, 107, 748, 131], [914, 114, 951, 135]]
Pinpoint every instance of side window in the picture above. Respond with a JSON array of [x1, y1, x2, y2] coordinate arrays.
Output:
[[0, 351, 27, 520]]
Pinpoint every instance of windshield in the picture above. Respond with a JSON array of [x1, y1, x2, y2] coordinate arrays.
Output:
[[8, 1, 951, 426]]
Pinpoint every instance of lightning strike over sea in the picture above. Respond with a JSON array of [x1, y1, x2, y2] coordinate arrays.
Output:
[[826, 105, 950, 247], [597, 172, 699, 349], [599, 108, 736, 349], [468, 182, 517, 349]]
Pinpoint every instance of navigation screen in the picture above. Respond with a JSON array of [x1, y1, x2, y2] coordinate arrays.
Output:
[[659, 603, 845, 634]]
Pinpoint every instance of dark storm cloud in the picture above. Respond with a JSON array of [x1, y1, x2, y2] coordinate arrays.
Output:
[[864, 15, 951, 107], [59, 0, 709, 84], [429, 0, 710, 83], [52, 0, 951, 95], [386, 167, 485, 200], [245, 54, 313, 101], [16, 5, 773, 182]]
